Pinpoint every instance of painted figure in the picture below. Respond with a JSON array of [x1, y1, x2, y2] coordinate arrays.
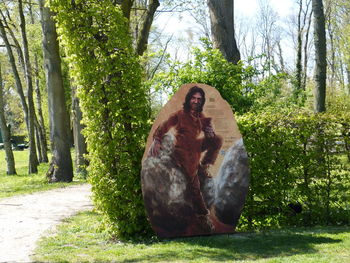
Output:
[[148, 86, 223, 228]]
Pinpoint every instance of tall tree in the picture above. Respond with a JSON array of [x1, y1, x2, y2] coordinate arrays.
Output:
[[325, 0, 350, 95], [18, 0, 39, 173], [296, 0, 304, 93], [114, 0, 134, 19], [0, 63, 16, 175], [207, 0, 240, 64], [134, 0, 160, 55], [303, 5, 313, 90], [235, 14, 258, 67], [0, 12, 38, 173], [312, 0, 327, 112], [295, 0, 312, 95], [38, 0, 73, 182], [34, 55, 49, 163], [256, 0, 281, 75], [29, 1, 49, 163], [325, 1, 336, 90]]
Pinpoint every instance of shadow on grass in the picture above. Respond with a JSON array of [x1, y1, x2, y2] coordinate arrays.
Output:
[[124, 233, 340, 262], [34, 229, 344, 263]]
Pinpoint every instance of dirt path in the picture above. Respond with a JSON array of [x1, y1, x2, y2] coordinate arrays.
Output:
[[0, 184, 93, 263]]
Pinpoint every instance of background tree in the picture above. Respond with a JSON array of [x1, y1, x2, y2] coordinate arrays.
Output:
[[302, 1, 313, 90], [186, 0, 211, 40], [29, 1, 49, 163], [312, 0, 327, 112], [0, 9, 38, 173], [256, 0, 283, 75], [292, 0, 313, 101], [0, 62, 16, 175], [324, 0, 350, 96], [207, 0, 240, 64], [39, 0, 73, 182], [133, 0, 160, 55], [235, 15, 259, 70], [18, 0, 39, 173]]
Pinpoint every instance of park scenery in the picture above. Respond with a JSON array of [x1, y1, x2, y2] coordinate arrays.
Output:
[[0, 0, 350, 262]]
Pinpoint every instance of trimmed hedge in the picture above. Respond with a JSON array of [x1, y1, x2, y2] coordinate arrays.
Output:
[[237, 108, 350, 229]]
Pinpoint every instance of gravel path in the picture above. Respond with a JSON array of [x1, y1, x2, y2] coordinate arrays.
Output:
[[0, 184, 93, 263]]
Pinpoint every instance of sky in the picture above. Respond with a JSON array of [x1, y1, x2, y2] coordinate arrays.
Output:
[[236, 0, 293, 18], [156, 0, 295, 35], [154, 0, 297, 62]]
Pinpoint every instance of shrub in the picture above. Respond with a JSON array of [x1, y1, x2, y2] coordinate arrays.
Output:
[[148, 40, 294, 116], [237, 108, 350, 229], [50, 0, 151, 238], [148, 40, 257, 115]]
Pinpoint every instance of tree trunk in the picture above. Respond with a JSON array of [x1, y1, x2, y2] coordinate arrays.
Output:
[[0, 20, 28, 117], [72, 86, 88, 174], [18, 0, 39, 173], [277, 41, 285, 73], [135, 0, 160, 56], [39, 0, 73, 182], [0, 18, 35, 173], [208, 0, 240, 64], [0, 63, 16, 175], [312, 0, 327, 113], [2, 14, 26, 72], [115, 0, 134, 20], [296, 0, 303, 94], [30, 2, 49, 163], [123, 0, 134, 20], [325, 2, 336, 92], [34, 56, 49, 163], [303, 7, 313, 90]]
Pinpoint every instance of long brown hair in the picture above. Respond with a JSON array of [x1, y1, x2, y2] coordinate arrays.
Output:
[[183, 86, 206, 112]]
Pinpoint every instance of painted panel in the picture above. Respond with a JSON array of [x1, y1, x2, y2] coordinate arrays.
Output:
[[141, 83, 250, 238]]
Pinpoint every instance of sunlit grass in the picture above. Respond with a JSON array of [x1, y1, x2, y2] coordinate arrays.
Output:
[[0, 150, 86, 199], [33, 211, 350, 263]]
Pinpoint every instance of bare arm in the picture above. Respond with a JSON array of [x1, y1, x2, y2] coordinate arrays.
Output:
[[148, 112, 178, 157]]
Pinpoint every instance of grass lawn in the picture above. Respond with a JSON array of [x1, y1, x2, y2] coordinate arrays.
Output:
[[0, 150, 85, 199], [33, 211, 350, 263]]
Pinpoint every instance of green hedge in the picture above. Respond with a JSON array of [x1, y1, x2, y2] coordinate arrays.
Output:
[[237, 108, 350, 229], [50, 0, 151, 238]]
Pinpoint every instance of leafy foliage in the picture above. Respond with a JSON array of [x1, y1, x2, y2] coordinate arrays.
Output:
[[0, 55, 26, 136], [148, 40, 294, 115], [237, 108, 350, 229], [49, 0, 151, 238]]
